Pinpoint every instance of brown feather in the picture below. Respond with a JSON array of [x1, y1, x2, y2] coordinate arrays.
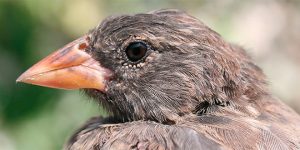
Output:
[[64, 9, 300, 150]]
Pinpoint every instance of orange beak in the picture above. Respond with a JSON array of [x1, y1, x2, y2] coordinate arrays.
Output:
[[16, 35, 112, 91]]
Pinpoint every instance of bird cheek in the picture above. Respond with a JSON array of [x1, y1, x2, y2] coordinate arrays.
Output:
[[17, 35, 113, 92]]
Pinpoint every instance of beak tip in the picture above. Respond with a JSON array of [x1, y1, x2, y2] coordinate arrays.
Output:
[[16, 71, 31, 83], [16, 78, 22, 83], [16, 75, 25, 83]]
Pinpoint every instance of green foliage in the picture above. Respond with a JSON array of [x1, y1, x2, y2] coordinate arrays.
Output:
[[0, 1, 101, 150], [0, 1, 59, 123]]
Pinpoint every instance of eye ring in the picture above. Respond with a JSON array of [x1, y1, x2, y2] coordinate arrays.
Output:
[[125, 42, 148, 63]]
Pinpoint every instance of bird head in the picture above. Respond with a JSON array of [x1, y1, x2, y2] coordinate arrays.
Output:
[[17, 9, 267, 123]]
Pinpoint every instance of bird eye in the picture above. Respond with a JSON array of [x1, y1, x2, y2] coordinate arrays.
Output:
[[125, 42, 147, 62]]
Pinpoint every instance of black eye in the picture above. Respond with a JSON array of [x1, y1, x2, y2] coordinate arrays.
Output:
[[125, 42, 147, 62]]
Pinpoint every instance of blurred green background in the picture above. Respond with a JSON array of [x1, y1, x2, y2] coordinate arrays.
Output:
[[0, 0, 299, 149]]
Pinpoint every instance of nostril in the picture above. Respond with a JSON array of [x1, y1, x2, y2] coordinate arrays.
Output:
[[78, 43, 88, 50]]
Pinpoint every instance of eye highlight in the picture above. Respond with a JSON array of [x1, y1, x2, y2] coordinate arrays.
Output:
[[125, 42, 148, 62]]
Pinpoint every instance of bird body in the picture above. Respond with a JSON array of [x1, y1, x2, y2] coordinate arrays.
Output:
[[17, 9, 300, 150], [66, 97, 300, 150]]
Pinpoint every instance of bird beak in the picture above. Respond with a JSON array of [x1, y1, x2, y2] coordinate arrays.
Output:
[[16, 35, 112, 91]]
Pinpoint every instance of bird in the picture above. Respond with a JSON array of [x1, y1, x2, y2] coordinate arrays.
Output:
[[17, 9, 300, 150]]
